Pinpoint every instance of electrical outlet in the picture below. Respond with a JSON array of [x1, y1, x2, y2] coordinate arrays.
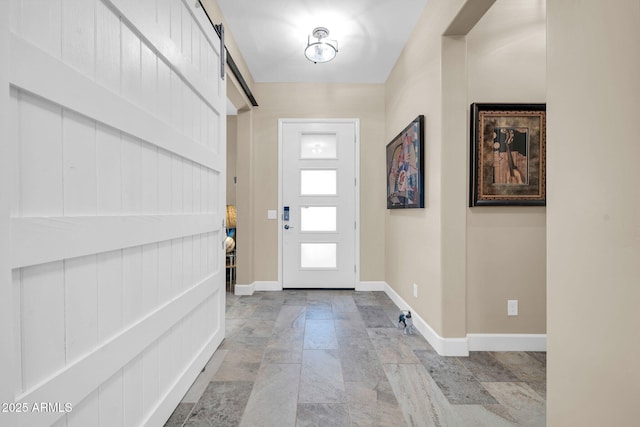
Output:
[[413, 283, 418, 298], [508, 300, 518, 316]]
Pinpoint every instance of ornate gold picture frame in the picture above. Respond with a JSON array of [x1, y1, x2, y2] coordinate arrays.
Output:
[[470, 103, 546, 206]]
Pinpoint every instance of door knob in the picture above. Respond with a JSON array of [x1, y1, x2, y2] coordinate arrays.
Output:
[[284, 224, 294, 230]]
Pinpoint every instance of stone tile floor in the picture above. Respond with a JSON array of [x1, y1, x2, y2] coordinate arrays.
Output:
[[165, 290, 546, 426]]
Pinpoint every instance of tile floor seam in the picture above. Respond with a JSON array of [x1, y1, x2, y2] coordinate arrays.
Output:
[[330, 309, 356, 427], [294, 309, 307, 427]]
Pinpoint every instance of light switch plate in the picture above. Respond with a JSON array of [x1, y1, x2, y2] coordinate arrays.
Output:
[[267, 210, 277, 220]]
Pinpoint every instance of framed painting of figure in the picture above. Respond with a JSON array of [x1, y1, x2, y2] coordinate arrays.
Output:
[[470, 103, 546, 206]]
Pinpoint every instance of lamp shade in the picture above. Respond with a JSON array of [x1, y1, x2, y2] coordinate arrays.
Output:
[[304, 27, 338, 63], [305, 41, 337, 63]]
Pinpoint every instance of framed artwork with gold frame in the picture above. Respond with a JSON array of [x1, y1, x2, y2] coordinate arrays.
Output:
[[470, 103, 546, 206]]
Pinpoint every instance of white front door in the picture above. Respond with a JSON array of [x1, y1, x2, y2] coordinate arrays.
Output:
[[280, 119, 359, 289]]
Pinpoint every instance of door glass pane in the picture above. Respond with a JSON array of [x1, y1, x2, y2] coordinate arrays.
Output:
[[300, 133, 337, 159], [300, 243, 337, 269], [300, 170, 336, 195], [301, 206, 337, 231]]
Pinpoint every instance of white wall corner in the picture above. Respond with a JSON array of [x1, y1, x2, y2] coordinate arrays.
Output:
[[467, 334, 547, 352], [356, 281, 386, 291], [383, 283, 469, 357], [233, 283, 255, 296]]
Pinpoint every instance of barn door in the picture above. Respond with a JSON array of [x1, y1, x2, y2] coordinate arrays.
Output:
[[1, 0, 226, 425]]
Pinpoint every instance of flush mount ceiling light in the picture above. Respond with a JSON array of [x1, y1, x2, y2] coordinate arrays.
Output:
[[304, 27, 338, 64]]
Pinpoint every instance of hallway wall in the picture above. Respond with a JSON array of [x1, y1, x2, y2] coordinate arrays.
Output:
[[385, 0, 547, 339], [465, 1, 547, 334], [546, 1, 640, 425], [249, 83, 386, 283], [384, 0, 464, 337], [201, 0, 257, 287]]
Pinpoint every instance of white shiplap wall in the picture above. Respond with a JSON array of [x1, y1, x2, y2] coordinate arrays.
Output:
[[3, 0, 226, 426]]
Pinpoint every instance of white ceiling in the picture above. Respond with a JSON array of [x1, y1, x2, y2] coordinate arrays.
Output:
[[217, 0, 429, 84]]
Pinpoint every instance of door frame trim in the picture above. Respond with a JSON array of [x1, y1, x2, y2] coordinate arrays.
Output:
[[277, 118, 360, 289]]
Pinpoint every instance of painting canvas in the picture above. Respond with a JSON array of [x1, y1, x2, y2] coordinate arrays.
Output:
[[470, 104, 546, 206], [386, 115, 425, 209]]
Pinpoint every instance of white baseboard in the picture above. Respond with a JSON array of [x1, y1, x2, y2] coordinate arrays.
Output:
[[356, 281, 386, 291], [382, 282, 547, 355], [233, 283, 254, 295], [467, 334, 547, 352], [238, 281, 383, 293], [383, 283, 469, 357], [234, 281, 281, 295], [254, 281, 281, 291]]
